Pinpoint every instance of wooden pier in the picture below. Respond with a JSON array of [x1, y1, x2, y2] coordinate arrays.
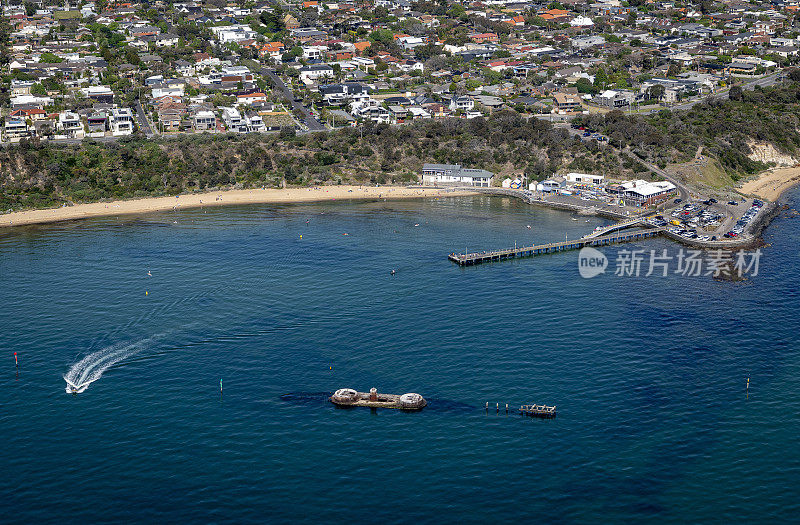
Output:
[[448, 228, 663, 266], [520, 404, 557, 418]]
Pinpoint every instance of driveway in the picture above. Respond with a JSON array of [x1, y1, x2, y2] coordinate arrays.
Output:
[[135, 99, 155, 137]]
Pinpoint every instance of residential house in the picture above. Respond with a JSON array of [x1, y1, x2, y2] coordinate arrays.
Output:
[[10, 79, 34, 96], [350, 99, 393, 123], [594, 89, 635, 108], [221, 107, 246, 132], [87, 111, 108, 133], [449, 95, 474, 112], [553, 92, 581, 111], [210, 25, 257, 43], [299, 64, 334, 84], [237, 92, 268, 106], [3, 119, 29, 140], [110, 108, 134, 135], [193, 109, 217, 131], [319, 82, 370, 105], [244, 113, 265, 132], [56, 111, 84, 138]]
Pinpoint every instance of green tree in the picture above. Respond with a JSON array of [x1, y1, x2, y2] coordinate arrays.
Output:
[[576, 77, 597, 94], [31, 83, 47, 95], [647, 84, 665, 101], [39, 52, 64, 63], [594, 67, 608, 90], [666, 62, 680, 77], [260, 8, 285, 32]]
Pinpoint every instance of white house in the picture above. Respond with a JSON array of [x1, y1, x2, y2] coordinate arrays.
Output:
[[193, 110, 217, 131], [302, 45, 327, 60], [237, 92, 268, 106], [570, 15, 594, 27], [570, 35, 605, 50], [319, 82, 370, 106], [3, 119, 29, 140], [57, 111, 84, 138], [110, 108, 134, 135], [244, 114, 265, 133], [210, 25, 257, 43], [397, 36, 425, 50], [350, 99, 393, 124], [594, 90, 635, 108], [299, 64, 334, 84], [449, 96, 474, 111], [221, 107, 245, 132]]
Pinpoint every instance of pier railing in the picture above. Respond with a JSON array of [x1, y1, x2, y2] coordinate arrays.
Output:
[[449, 228, 664, 266]]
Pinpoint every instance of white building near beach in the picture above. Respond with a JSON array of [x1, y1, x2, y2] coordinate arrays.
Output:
[[422, 163, 493, 187], [566, 172, 604, 184]]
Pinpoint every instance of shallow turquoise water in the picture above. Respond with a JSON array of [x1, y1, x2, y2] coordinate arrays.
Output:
[[1, 193, 799, 523]]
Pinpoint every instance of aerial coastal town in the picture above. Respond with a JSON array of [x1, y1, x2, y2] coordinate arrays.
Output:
[[0, 0, 796, 243], [1, 0, 794, 140]]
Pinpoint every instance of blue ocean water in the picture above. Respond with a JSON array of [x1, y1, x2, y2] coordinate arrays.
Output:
[[1, 192, 799, 523]]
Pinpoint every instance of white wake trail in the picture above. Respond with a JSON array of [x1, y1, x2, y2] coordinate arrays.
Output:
[[63, 335, 161, 394]]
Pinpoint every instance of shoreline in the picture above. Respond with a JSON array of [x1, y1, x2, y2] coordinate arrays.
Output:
[[0, 186, 476, 228], [739, 165, 800, 202]]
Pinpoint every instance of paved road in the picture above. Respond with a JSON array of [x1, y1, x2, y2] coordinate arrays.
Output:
[[0, 135, 122, 148], [671, 72, 782, 111], [135, 99, 155, 137], [262, 69, 327, 132]]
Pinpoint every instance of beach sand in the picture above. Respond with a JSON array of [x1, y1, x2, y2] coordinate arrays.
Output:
[[739, 166, 800, 201], [0, 186, 476, 228]]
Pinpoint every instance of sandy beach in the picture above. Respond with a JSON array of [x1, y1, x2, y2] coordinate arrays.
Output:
[[0, 186, 475, 228], [739, 166, 800, 201]]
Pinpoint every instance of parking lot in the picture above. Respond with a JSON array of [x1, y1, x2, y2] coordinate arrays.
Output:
[[532, 188, 641, 216], [724, 199, 765, 239], [568, 124, 608, 143], [644, 197, 764, 241]]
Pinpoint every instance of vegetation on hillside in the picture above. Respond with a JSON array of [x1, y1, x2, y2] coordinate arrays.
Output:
[[5, 80, 800, 212], [0, 114, 629, 212], [574, 80, 800, 179]]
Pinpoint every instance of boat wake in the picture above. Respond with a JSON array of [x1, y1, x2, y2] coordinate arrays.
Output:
[[63, 335, 161, 394]]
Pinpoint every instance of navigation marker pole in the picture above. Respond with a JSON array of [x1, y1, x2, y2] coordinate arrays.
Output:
[[14, 352, 18, 367], [220, 378, 223, 395]]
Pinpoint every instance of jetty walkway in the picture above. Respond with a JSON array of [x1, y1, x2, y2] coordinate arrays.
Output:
[[449, 228, 663, 266], [582, 217, 649, 239]]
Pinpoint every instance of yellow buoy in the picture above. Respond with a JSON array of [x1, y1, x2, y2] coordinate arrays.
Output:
[[300, 234, 303, 239], [145, 291, 148, 296]]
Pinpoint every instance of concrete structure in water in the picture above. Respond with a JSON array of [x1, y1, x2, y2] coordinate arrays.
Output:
[[331, 388, 427, 410]]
